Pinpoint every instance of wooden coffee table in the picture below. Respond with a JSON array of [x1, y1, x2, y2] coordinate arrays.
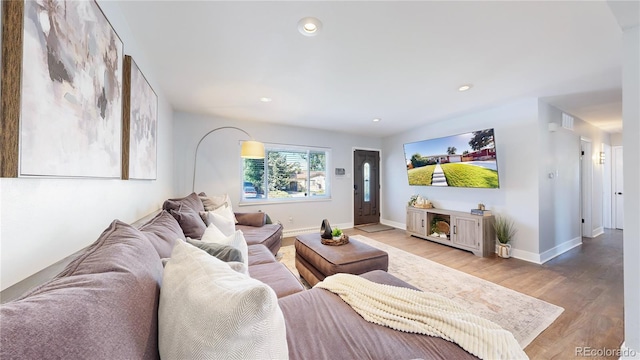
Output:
[[295, 233, 389, 286]]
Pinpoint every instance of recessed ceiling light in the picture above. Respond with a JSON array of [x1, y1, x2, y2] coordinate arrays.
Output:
[[458, 84, 473, 92], [373, 118, 381, 123], [298, 17, 322, 36], [259, 97, 272, 103]]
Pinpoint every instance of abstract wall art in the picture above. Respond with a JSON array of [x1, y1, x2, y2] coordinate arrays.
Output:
[[1, 0, 123, 178], [122, 55, 157, 180]]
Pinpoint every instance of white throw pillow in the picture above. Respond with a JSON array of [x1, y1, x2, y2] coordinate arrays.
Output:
[[206, 211, 236, 237], [201, 225, 249, 275], [200, 222, 227, 242], [201, 194, 238, 223], [159, 240, 288, 360], [212, 204, 238, 224]]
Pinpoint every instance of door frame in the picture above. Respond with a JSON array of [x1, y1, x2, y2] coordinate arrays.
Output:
[[602, 143, 612, 229], [613, 146, 624, 229], [352, 147, 382, 227], [580, 137, 593, 238]]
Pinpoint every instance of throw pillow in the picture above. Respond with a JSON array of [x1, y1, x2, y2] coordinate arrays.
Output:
[[198, 192, 238, 223], [212, 203, 238, 224], [226, 261, 248, 274], [198, 192, 230, 211], [206, 211, 235, 237], [169, 205, 207, 240], [185, 238, 243, 263], [159, 240, 288, 360], [200, 222, 227, 242], [163, 192, 205, 213], [201, 225, 249, 275]]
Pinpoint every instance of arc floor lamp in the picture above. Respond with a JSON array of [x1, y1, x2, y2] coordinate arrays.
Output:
[[192, 126, 265, 192]]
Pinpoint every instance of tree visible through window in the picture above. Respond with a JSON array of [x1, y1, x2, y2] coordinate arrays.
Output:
[[242, 145, 330, 202]]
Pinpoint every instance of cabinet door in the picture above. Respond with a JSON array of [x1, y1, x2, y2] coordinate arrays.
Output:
[[452, 216, 480, 250], [406, 208, 427, 236]]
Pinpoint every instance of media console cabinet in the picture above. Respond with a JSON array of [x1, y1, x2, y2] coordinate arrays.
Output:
[[406, 206, 496, 257]]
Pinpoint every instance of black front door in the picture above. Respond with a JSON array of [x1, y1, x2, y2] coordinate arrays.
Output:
[[354, 150, 380, 225]]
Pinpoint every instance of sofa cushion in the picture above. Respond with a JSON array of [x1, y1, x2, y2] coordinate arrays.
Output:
[[139, 210, 186, 258], [169, 205, 206, 239], [163, 192, 204, 213], [0, 220, 163, 360], [186, 238, 243, 263], [249, 262, 305, 298], [237, 223, 283, 256], [248, 244, 276, 266], [159, 240, 288, 360], [278, 270, 478, 360]]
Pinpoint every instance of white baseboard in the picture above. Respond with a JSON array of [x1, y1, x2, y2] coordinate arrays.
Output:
[[539, 237, 583, 264], [592, 226, 605, 238], [380, 218, 405, 230], [282, 222, 352, 238], [509, 248, 543, 264], [491, 238, 581, 265]]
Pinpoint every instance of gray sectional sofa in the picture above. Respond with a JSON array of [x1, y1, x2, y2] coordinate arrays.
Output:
[[0, 193, 478, 360]]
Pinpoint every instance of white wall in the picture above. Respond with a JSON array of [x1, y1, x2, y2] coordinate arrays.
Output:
[[538, 102, 612, 247], [0, 2, 175, 290], [611, 132, 623, 146], [573, 114, 611, 237], [622, 25, 640, 357], [537, 102, 582, 258], [173, 111, 380, 233], [381, 99, 542, 260]]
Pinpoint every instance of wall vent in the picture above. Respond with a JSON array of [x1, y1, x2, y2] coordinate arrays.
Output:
[[562, 113, 574, 130]]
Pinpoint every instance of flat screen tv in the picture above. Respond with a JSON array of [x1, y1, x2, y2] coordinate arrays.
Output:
[[403, 128, 499, 188]]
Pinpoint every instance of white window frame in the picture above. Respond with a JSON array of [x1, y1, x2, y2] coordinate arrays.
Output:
[[240, 143, 331, 204]]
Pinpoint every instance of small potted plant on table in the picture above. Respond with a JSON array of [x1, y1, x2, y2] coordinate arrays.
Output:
[[332, 227, 343, 240]]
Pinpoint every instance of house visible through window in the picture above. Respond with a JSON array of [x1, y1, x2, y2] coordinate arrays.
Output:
[[242, 144, 330, 202]]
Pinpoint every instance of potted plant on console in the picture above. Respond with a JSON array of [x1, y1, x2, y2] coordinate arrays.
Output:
[[494, 215, 517, 258]]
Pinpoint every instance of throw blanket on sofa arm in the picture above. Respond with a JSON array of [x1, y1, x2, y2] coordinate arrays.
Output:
[[315, 273, 528, 360]]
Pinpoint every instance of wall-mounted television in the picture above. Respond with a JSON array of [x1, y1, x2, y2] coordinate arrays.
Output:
[[403, 128, 499, 188]]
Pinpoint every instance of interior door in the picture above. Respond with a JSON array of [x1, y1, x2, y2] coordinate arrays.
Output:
[[614, 146, 624, 229], [354, 150, 380, 225]]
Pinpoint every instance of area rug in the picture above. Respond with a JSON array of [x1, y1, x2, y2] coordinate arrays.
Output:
[[355, 224, 394, 233], [277, 234, 564, 349]]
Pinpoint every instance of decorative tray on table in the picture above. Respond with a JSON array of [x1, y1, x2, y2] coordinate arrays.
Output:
[[321, 234, 349, 246]]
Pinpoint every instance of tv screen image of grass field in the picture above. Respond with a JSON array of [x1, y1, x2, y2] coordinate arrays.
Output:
[[403, 128, 499, 188]]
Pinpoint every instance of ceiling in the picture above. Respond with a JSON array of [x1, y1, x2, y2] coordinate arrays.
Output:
[[117, 1, 626, 137]]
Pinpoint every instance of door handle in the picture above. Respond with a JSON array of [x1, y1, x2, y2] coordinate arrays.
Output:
[[617, 192, 623, 195], [354, 185, 358, 191], [453, 225, 457, 234], [421, 219, 425, 228]]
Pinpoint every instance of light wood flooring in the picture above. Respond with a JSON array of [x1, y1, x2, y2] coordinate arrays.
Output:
[[283, 228, 624, 360]]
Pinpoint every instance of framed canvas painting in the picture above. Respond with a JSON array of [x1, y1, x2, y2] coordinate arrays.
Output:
[[2, 0, 123, 178], [122, 55, 157, 180]]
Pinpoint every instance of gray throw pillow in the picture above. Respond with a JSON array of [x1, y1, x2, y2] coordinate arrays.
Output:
[[169, 205, 207, 239], [186, 238, 243, 263]]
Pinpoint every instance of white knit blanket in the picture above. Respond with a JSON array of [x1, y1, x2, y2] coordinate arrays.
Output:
[[315, 273, 528, 360]]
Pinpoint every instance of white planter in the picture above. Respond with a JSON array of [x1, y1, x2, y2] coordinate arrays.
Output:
[[497, 243, 511, 258]]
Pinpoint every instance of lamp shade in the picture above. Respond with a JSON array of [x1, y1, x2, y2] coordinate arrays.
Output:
[[241, 140, 265, 159]]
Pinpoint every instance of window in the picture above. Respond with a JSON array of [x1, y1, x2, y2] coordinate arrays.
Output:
[[242, 144, 330, 202]]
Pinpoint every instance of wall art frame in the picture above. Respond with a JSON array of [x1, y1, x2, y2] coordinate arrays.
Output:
[[122, 55, 158, 180], [1, 0, 124, 178]]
